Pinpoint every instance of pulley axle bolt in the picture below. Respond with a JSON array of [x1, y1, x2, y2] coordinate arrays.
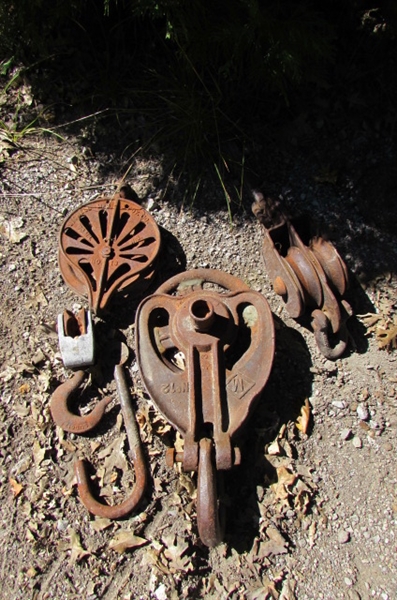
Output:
[[165, 446, 241, 468], [165, 448, 183, 468]]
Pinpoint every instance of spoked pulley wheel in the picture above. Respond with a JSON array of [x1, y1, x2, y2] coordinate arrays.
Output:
[[58, 194, 161, 313]]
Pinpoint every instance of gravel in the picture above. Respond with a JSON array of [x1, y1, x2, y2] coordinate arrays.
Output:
[[0, 124, 396, 599]]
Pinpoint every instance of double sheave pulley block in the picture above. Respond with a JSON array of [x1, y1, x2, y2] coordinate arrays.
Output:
[[50, 188, 353, 547]]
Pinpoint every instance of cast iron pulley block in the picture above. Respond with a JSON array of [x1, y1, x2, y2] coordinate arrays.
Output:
[[136, 268, 275, 547], [58, 193, 161, 313], [252, 192, 352, 360]]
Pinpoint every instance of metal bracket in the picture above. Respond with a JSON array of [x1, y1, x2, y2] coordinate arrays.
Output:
[[58, 309, 95, 370]]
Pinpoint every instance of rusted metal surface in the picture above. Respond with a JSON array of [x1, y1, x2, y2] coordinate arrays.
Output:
[[196, 438, 223, 547], [50, 369, 112, 433], [252, 191, 352, 360], [75, 363, 147, 519], [136, 268, 275, 546], [50, 309, 110, 433], [58, 193, 161, 314]]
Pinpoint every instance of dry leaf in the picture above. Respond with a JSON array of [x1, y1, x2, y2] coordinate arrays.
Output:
[[247, 588, 272, 600], [26, 566, 37, 578], [0, 215, 28, 243], [33, 441, 46, 466], [178, 474, 196, 499], [271, 465, 297, 501], [258, 538, 288, 558], [258, 526, 288, 558], [357, 312, 382, 328], [267, 440, 281, 456], [296, 399, 311, 434], [9, 477, 23, 497], [279, 576, 297, 600], [108, 530, 147, 554], [376, 324, 397, 350], [68, 529, 91, 565], [174, 432, 184, 453], [90, 518, 113, 532], [18, 383, 30, 394], [163, 535, 193, 572]]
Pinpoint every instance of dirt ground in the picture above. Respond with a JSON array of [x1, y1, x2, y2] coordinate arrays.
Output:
[[0, 115, 396, 600]]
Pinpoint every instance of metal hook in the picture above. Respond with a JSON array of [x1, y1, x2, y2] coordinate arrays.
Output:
[[196, 438, 223, 548], [311, 302, 352, 361], [50, 370, 112, 434], [74, 363, 147, 519]]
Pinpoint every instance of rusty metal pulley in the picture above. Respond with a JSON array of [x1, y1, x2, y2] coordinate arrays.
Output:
[[58, 192, 161, 314], [252, 192, 352, 360], [135, 268, 275, 546]]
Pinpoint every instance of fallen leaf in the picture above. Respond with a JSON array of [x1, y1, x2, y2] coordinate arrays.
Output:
[[68, 529, 91, 565], [247, 588, 271, 600], [0, 215, 28, 243], [9, 478, 23, 497], [357, 312, 382, 328], [258, 526, 288, 558], [178, 473, 196, 499], [26, 566, 37, 578], [90, 518, 113, 532], [108, 530, 147, 554], [33, 441, 46, 466], [376, 324, 397, 350], [18, 383, 30, 394], [271, 466, 297, 502], [279, 576, 297, 600], [162, 534, 193, 572], [267, 440, 281, 456], [296, 399, 311, 434], [174, 431, 184, 453]]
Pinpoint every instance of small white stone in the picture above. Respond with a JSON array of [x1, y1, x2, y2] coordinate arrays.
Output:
[[357, 404, 369, 420], [338, 530, 350, 544], [352, 437, 362, 448], [340, 428, 352, 440], [154, 584, 167, 600], [333, 400, 346, 409]]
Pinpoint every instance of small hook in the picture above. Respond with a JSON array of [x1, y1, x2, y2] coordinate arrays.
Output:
[[50, 370, 112, 434], [196, 438, 223, 547], [311, 309, 349, 361], [74, 364, 147, 519]]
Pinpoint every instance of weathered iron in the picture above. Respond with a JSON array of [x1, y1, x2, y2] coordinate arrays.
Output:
[[136, 268, 275, 546], [75, 362, 147, 519], [252, 191, 352, 359], [58, 192, 161, 314], [50, 309, 111, 433]]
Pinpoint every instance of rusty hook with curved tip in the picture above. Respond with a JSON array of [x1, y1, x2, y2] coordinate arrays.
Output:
[[50, 370, 112, 434], [74, 363, 147, 519], [311, 300, 353, 361]]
